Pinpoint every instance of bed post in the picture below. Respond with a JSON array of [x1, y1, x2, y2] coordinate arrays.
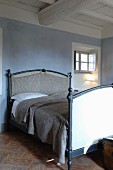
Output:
[[67, 72, 73, 170], [6, 69, 12, 127]]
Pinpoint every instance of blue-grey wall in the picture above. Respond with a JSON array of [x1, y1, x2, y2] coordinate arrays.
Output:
[[101, 37, 113, 84], [0, 17, 101, 127]]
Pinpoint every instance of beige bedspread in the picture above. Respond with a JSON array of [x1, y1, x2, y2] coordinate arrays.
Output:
[[14, 94, 68, 163]]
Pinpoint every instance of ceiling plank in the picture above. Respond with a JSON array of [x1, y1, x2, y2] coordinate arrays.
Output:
[[100, 0, 113, 8], [81, 9, 113, 23], [64, 17, 103, 30], [38, 0, 102, 25], [0, 0, 40, 13], [39, 0, 56, 4]]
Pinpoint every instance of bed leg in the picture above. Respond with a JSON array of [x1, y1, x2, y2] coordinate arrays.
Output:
[[67, 72, 73, 170], [68, 151, 72, 170]]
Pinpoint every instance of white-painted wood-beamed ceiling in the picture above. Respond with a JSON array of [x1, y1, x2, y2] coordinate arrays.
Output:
[[0, 0, 113, 31]]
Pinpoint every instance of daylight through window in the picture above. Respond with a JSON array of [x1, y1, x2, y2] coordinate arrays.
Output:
[[74, 51, 96, 72]]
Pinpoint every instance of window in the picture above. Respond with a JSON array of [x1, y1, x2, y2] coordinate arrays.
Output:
[[74, 51, 96, 72]]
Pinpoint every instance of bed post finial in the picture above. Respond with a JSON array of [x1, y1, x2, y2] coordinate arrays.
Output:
[[67, 72, 73, 170], [68, 72, 72, 94], [6, 69, 11, 78], [111, 83, 113, 88], [41, 69, 46, 73]]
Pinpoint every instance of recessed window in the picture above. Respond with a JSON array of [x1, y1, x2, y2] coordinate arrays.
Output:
[[74, 51, 96, 73]]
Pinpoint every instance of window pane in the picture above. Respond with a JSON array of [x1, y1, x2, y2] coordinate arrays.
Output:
[[81, 63, 88, 71], [76, 52, 79, 61], [76, 62, 79, 70], [89, 53, 96, 63], [81, 54, 88, 62], [89, 63, 94, 71], [89, 56, 94, 62], [89, 63, 96, 71]]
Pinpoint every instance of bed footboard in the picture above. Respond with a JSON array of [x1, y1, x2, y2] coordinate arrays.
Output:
[[68, 83, 113, 170]]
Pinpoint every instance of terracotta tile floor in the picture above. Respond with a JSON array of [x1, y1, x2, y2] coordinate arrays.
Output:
[[0, 129, 105, 170]]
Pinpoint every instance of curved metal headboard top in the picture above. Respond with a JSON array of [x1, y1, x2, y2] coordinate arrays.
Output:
[[73, 84, 113, 99], [10, 69, 68, 77], [6, 69, 69, 97]]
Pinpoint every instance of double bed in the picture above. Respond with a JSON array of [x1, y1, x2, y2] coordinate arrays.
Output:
[[6, 68, 113, 170]]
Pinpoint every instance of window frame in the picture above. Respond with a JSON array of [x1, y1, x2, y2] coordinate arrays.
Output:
[[74, 50, 96, 73]]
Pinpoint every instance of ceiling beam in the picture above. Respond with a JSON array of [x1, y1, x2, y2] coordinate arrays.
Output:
[[39, 0, 56, 4], [38, 0, 102, 25], [81, 9, 113, 23], [0, 0, 39, 13]]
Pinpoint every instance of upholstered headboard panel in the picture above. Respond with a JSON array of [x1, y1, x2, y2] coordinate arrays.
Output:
[[11, 70, 69, 96]]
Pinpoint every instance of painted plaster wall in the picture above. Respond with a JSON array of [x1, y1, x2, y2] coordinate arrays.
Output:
[[0, 17, 101, 128], [0, 29, 2, 95], [101, 37, 113, 85]]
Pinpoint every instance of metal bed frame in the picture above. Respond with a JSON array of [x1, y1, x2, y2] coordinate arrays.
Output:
[[6, 68, 111, 170]]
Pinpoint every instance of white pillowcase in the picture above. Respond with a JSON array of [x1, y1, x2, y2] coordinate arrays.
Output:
[[11, 92, 48, 101], [11, 92, 48, 118]]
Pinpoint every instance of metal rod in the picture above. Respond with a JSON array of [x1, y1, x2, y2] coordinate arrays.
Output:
[[6, 69, 12, 128], [67, 72, 73, 170]]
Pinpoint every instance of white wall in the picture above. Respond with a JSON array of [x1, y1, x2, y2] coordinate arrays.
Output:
[[0, 28, 2, 95], [72, 42, 101, 91], [0, 28, 2, 132]]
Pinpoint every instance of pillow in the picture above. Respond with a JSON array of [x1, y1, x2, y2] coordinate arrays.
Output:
[[11, 92, 48, 101]]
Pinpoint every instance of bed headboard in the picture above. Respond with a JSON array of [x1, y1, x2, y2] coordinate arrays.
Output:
[[6, 69, 69, 97]]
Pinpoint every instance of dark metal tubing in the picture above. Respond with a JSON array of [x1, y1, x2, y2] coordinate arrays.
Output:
[[67, 72, 73, 170], [73, 84, 113, 99], [6, 69, 12, 98], [11, 68, 68, 77], [6, 69, 12, 128]]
